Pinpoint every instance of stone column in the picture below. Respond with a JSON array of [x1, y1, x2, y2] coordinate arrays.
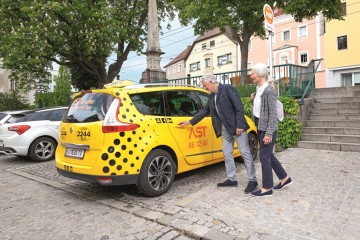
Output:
[[140, 0, 166, 83]]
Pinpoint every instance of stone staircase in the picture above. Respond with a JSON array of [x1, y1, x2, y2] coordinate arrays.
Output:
[[297, 85, 360, 152]]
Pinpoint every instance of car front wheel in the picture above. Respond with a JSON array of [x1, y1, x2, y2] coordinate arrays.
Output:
[[29, 137, 57, 162], [137, 149, 176, 197]]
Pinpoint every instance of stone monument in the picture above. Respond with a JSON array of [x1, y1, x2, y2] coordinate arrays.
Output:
[[140, 0, 166, 83]]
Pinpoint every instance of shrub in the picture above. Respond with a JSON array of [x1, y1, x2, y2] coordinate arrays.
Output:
[[242, 96, 301, 149], [0, 91, 32, 111]]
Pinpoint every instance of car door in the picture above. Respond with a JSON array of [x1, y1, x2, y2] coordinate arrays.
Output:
[[165, 90, 215, 165], [194, 92, 224, 161]]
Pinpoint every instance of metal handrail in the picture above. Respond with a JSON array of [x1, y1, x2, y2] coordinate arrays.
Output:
[[299, 58, 323, 105]]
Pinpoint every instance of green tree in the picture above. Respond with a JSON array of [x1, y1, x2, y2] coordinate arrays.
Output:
[[53, 65, 72, 106], [0, 0, 175, 89], [171, 0, 343, 80], [70, 65, 99, 90]]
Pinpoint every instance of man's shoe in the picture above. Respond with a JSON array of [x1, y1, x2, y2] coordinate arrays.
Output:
[[273, 177, 292, 190], [251, 189, 273, 197], [217, 179, 238, 187], [244, 181, 258, 194]]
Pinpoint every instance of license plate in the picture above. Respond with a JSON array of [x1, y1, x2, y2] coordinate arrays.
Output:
[[65, 148, 85, 159]]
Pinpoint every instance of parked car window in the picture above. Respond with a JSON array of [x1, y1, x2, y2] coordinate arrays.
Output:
[[0, 113, 7, 121], [20, 110, 51, 122], [130, 91, 164, 116], [63, 93, 115, 123], [50, 109, 67, 121]]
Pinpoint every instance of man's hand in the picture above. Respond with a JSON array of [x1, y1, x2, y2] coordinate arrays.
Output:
[[178, 121, 190, 127], [236, 128, 244, 135]]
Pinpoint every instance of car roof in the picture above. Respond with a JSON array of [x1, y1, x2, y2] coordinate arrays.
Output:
[[1, 109, 33, 114], [71, 83, 208, 99]]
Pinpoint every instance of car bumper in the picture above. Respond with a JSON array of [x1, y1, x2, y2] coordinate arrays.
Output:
[[57, 168, 139, 186], [0, 146, 17, 155]]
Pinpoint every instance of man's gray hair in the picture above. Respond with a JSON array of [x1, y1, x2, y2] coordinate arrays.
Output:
[[252, 63, 269, 79], [201, 73, 218, 83]]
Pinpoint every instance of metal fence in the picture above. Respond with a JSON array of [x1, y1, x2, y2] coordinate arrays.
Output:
[[157, 59, 322, 100]]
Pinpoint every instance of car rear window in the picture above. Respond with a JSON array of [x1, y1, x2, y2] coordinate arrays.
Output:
[[63, 93, 115, 123], [20, 110, 52, 122]]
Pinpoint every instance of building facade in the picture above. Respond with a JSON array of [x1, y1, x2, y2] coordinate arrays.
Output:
[[163, 45, 192, 80], [164, 27, 239, 82], [0, 62, 59, 105], [249, 9, 326, 88], [324, 0, 360, 87]]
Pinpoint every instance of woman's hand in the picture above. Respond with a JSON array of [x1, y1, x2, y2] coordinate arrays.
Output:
[[250, 92, 255, 102], [263, 135, 272, 144]]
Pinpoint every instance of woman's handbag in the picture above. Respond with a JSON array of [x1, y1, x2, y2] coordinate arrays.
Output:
[[277, 100, 284, 122]]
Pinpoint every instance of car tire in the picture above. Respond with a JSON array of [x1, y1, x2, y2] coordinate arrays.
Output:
[[29, 137, 57, 162], [248, 132, 258, 161], [137, 149, 176, 197]]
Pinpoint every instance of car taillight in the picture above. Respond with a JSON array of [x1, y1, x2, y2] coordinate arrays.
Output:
[[8, 125, 31, 135], [102, 98, 138, 133]]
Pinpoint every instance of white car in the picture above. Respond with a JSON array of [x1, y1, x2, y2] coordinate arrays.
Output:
[[0, 107, 67, 161]]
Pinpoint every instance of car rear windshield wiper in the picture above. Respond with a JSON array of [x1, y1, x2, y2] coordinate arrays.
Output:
[[63, 115, 78, 123]]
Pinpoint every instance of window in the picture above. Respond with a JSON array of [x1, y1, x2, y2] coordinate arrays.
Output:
[[178, 64, 182, 72], [354, 73, 360, 86], [247, 62, 252, 70], [202, 43, 207, 50], [130, 92, 164, 116], [341, 2, 347, 16], [300, 53, 308, 63], [64, 93, 115, 123], [190, 62, 200, 71], [281, 55, 288, 64], [50, 109, 67, 121], [173, 66, 176, 73], [248, 40, 252, 50], [210, 40, 215, 48], [10, 80, 17, 90], [299, 26, 307, 38], [165, 91, 204, 117], [283, 30, 290, 41], [343, 74, 352, 87], [167, 68, 171, 75], [205, 58, 211, 68], [337, 35, 348, 50], [217, 53, 232, 65]]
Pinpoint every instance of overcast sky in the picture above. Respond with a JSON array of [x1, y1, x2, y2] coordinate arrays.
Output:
[[115, 17, 197, 82]]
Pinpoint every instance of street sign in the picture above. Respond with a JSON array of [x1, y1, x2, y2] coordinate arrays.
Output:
[[263, 4, 274, 32]]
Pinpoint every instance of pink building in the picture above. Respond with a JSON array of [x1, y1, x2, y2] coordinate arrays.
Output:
[[248, 9, 326, 88]]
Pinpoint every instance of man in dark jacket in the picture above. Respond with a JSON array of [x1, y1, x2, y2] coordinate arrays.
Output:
[[179, 74, 258, 193]]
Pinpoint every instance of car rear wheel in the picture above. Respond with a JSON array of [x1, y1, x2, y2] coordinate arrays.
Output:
[[248, 132, 258, 161], [29, 137, 57, 162], [137, 149, 176, 197]]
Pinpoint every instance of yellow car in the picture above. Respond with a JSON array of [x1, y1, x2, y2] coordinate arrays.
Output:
[[56, 81, 258, 197]]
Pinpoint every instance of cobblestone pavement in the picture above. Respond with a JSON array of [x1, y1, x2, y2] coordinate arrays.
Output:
[[0, 148, 359, 240]]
